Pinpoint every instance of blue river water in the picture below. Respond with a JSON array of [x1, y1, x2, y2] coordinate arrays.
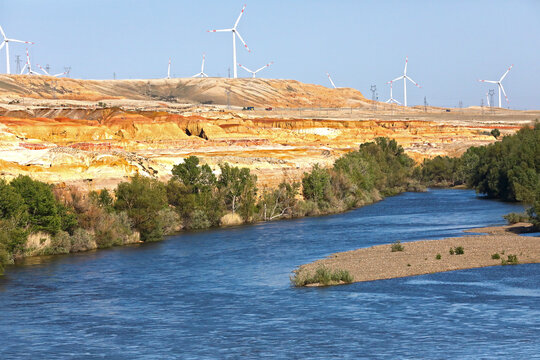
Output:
[[0, 189, 538, 359]]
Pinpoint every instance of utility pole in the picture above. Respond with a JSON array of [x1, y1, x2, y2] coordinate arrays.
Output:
[[370, 85, 377, 111], [424, 96, 427, 112], [228, 67, 231, 78], [15, 55, 22, 74]]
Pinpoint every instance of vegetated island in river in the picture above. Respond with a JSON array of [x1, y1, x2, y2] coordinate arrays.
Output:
[[292, 223, 540, 287]]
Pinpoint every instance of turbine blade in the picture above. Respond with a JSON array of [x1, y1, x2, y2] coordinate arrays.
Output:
[[0, 25, 6, 39], [500, 84, 509, 103], [36, 63, 50, 75], [20, 64, 27, 74], [238, 64, 253, 73], [406, 76, 421, 88], [499, 64, 513, 81], [234, 4, 247, 29], [391, 76, 404, 82], [7, 39, 34, 44], [255, 61, 273, 73], [0, 42, 4, 50], [208, 29, 232, 33], [404, 56, 408, 75], [53, 72, 67, 77], [235, 31, 250, 52], [479, 80, 497, 84]]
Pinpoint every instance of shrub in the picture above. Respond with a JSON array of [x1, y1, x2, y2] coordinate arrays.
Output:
[[94, 211, 133, 248], [70, 228, 96, 253], [449, 247, 455, 255], [436, 253, 441, 260], [490, 128, 501, 139], [391, 240, 404, 252], [41, 231, 71, 255], [503, 212, 530, 224], [158, 207, 182, 235], [291, 266, 353, 286], [491, 253, 500, 260], [502, 254, 519, 265], [454, 246, 464, 255]]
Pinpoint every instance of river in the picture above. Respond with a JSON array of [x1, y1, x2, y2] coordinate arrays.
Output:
[[1, 189, 538, 359]]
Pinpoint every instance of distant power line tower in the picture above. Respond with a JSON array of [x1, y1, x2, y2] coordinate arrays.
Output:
[[489, 89, 495, 114], [459, 100, 463, 112], [228, 67, 231, 78], [64, 66, 71, 78], [370, 85, 377, 111], [113, 72, 116, 80], [45, 64, 50, 74], [424, 96, 427, 112], [15, 55, 22, 74]]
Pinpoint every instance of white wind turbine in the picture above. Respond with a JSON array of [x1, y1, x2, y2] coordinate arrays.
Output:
[[20, 48, 41, 75], [167, 58, 171, 79], [326, 72, 337, 88], [385, 80, 401, 105], [37, 63, 67, 77], [192, 54, 208, 77], [238, 61, 273, 78], [208, 4, 250, 79], [478, 65, 513, 108], [0, 25, 34, 74], [486, 91, 490, 107], [390, 56, 421, 106]]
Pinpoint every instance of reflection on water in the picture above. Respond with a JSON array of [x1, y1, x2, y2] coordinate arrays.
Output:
[[0, 189, 538, 359]]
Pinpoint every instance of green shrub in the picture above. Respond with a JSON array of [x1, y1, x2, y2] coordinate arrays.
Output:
[[491, 253, 500, 260], [449, 247, 455, 255], [291, 266, 353, 286], [41, 231, 71, 255], [391, 240, 404, 252], [490, 128, 501, 139], [502, 254, 519, 265], [436, 253, 441, 260], [454, 246, 464, 255], [70, 228, 96, 253], [503, 212, 529, 224]]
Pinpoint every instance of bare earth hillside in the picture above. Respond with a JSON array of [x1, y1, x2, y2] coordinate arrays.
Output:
[[0, 75, 538, 190]]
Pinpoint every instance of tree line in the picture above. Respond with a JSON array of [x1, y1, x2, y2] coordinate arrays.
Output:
[[0, 137, 420, 274]]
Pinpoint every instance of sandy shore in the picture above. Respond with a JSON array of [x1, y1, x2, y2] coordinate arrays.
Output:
[[294, 223, 539, 286]]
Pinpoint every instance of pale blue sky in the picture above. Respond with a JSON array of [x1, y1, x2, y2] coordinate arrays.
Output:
[[1, 0, 539, 108]]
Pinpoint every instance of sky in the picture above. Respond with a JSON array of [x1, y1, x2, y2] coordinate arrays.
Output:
[[1, 0, 539, 109]]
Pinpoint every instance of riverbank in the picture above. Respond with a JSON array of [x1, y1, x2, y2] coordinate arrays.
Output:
[[293, 223, 540, 286]]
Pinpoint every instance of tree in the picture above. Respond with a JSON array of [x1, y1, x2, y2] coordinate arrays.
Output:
[[259, 182, 300, 220], [171, 156, 216, 194], [302, 164, 332, 209], [491, 128, 501, 139], [217, 163, 257, 217], [114, 175, 168, 241]]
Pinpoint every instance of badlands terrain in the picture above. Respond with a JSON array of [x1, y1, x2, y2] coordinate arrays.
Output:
[[0, 74, 538, 190]]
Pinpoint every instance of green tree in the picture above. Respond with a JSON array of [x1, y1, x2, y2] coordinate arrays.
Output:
[[114, 175, 168, 241], [302, 164, 332, 209], [217, 163, 257, 218], [171, 156, 216, 194]]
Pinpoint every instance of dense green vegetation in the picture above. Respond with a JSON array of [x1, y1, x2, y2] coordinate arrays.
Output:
[[0, 137, 420, 275], [419, 123, 540, 226], [291, 266, 353, 286]]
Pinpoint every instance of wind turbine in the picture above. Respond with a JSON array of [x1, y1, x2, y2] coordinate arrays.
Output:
[[326, 72, 337, 88], [486, 91, 490, 107], [20, 49, 40, 75], [208, 4, 250, 79], [238, 61, 273, 78], [385, 80, 401, 105], [167, 58, 171, 79], [0, 25, 34, 74], [192, 54, 208, 77], [390, 56, 421, 106], [478, 65, 513, 108], [36, 63, 67, 77]]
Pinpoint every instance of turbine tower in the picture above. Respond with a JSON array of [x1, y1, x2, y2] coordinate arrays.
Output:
[[478, 65, 513, 108], [390, 56, 421, 106], [486, 91, 490, 107], [36, 63, 67, 77], [326, 72, 337, 88], [167, 58, 171, 79], [208, 4, 250, 79], [0, 25, 34, 74], [385, 80, 401, 105], [238, 61, 273, 78], [192, 54, 208, 77]]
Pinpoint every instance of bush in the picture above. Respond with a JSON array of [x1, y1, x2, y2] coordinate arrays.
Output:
[[491, 253, 500, 260], [502, 254, 519, 265], [41, 231, 71, 255], [449, 247, 455, 255], [291, 266, 353, 286], [391, 240, 404, 252], [503, 212, 530, 224], [436, 253, 441, 260], [454, 246, 464, 255], [490, 128, 501, 139], [94, 211, 133, 248], [187, 209, 211, 230], [70, 228, 96, 253]]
